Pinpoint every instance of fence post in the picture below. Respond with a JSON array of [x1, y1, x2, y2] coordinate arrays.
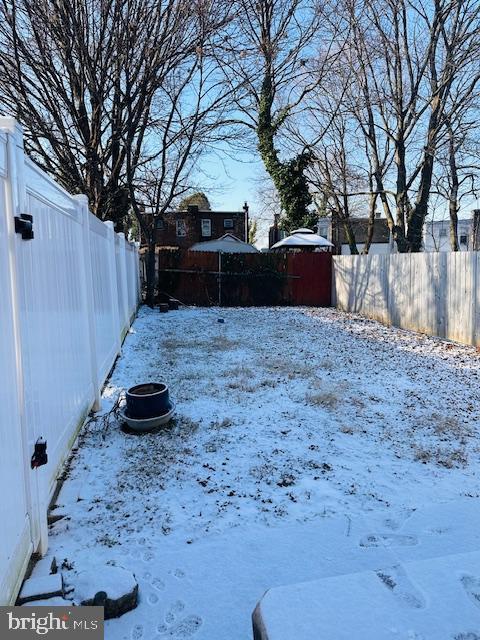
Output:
[[218, 252, 222, 306], [0, 118, 48, 556], [472, 253, 479, 347], [106, 221, 122, 355], [135, 242, 141, 303], [117, 232, 130, 330], [74, 195, 101, 411]]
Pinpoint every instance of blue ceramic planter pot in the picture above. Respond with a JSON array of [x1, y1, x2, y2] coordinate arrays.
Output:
[[126, 382, 171, 419]]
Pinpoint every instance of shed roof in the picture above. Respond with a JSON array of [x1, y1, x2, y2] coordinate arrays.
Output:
[[189, 234, 259, 253]]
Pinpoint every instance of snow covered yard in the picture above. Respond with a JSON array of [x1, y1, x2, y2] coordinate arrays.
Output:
[[47, 306, 480, 639]]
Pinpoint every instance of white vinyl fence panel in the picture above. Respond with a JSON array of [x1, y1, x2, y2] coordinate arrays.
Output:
[[0, 118, 140, 604], [0, 131, 33, 605], [333, 252, 480, 347]]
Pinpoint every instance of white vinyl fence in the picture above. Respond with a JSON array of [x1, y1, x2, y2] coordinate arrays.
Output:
[[0, 118, 140, 604], [333, 252, 480, 347]]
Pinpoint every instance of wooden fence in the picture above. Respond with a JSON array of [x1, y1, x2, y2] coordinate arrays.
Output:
[[155, 249, 332, 307], [333, 252, 480, 346]]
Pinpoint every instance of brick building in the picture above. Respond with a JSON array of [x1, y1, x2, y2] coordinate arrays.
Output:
[[144, 203, 248, 248]]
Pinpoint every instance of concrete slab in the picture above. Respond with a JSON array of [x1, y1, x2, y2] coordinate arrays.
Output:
[[252, 551, 480, 639], [22, 597, 73, 607], [18, 573, 63, 605]]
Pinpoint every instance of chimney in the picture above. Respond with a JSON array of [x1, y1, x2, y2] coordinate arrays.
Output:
[[243, 202, 249, 242], [269, 214, 282, 248]]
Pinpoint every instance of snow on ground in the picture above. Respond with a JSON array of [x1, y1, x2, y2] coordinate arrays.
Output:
[[47, 306, 480, 639]]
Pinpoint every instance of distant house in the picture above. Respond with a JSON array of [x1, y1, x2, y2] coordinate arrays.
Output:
[[317, 210, 480, 253], [316, 216, 392, 255], [143, 204, 248, 249], [423, 216, 478, 252]]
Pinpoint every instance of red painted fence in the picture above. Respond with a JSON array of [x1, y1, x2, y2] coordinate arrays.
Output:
[[155, 249, 331, 307]]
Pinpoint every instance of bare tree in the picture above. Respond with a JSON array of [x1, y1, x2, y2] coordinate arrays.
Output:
[[285, 1, 392, 254], [300, 60, 389, 255], [127, 32, 239, 306], [219, 0, 345, 231], [303, 0, 480, 253], [350, 0, 480, 251], [307, 101, 363, 254], [433, 77, 480, 251], [0, 0, 231, 227]]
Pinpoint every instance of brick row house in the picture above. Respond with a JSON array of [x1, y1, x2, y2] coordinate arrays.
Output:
[[143, 203, 249, 249]]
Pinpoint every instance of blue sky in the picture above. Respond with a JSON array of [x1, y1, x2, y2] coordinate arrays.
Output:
[[196, 152, 272, 247], [195, 144, 480, 250]]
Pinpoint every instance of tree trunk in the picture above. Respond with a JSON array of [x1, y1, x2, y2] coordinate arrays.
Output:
[[389, 134, 411, 253], [363, 187, 378, 254], [449, 202, 459, 252], [407, 150, 435, 252], [342, 217, 359, 255], [257, 70, 312, 230], [145, 241, 157, 308], [447, 125, 460, 251], [407, 97, 442, 252]]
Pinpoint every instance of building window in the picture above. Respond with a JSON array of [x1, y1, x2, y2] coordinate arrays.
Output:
[[155, 218, 164, 230], [439, 228, 447, 237], [460, 234, 468, 245], [224, 219, 234, 229], [201, 219, 212, 237], [317, 223, 329, 239], [176, 220, 187, 237]]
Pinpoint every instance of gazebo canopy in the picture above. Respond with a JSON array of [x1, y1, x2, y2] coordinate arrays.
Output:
[[291, 227, 315, 234], [271, 228, 333, 250], [190, 233, 259, 253]]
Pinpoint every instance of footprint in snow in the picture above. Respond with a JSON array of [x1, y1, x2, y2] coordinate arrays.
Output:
[[164, 600, 186, 624], [143, 550, 155, 562], [382, 508, 415, 531], [152, 577, 166, 591], [454, 634, 480, 640], [169, 568, 186, 580], [157, 615, 202, 638], [461, 575, 480, 609], [383, 518, 400, 531], [148, 592, 159, 605], [359, 533, 418, 548], [131, 624, 144, 639], [376, 565, 425, 609]]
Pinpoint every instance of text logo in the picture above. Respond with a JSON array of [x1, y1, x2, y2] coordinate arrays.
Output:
[[0, 607, 104, 638]]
